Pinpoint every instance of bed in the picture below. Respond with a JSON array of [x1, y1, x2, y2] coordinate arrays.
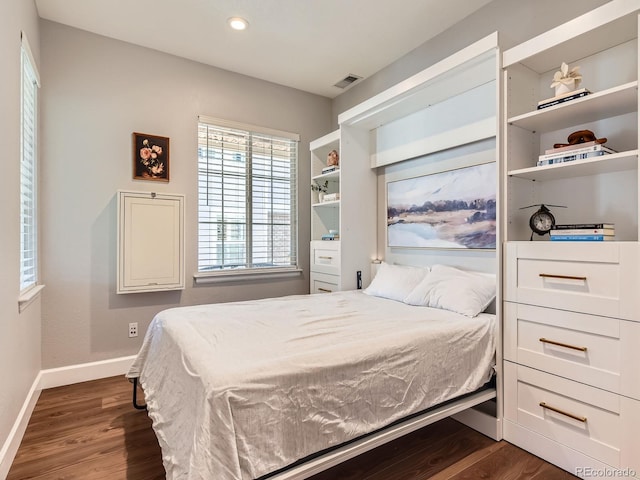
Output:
[[126, 264, 497, 480]]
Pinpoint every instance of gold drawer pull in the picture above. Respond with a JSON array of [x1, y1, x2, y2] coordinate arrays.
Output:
[[318, 256, 333, 260], [539, 273, 587, 281], [539, 338, 587, 352], [318, 288, 332, 293], [539, 402, 587, 423]]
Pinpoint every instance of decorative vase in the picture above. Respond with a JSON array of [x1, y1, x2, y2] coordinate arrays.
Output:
[[318, 192, 325, 203], [555, 80, 575, 97]]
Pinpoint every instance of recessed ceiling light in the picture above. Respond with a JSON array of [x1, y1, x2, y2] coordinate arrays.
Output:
[[228, 17, 249, 31]]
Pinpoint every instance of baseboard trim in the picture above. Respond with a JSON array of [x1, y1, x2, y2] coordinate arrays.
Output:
[[1, 356, 137, 479], [38, 355, 136, 390], [0, 372, 42, 480], [452, 405, 502, 440]]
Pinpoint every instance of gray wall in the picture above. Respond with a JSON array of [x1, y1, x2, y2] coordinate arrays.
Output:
[[332, 0, 610, 122], [39, 21, 332, 368], [0, 0, 42, 466]]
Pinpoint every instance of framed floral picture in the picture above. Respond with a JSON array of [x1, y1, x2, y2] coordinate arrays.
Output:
[[133, 132, 170, 182]]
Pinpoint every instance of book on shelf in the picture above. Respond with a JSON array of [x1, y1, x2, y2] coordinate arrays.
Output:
[[537, 149, 613, 166], [552, 223, 614, 230], [544, 140, 602, 155], [550, 234, 614, 241], [321, 165, 339, 174], [538, 144, 616, 162], [550, 228, 615, 236], [537, 88, 591, 109], [321, 233, 340, 240]]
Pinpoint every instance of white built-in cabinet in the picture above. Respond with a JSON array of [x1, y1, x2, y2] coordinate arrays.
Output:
[[502, 2, 640, 478], [309, 130, 377, 292], [117, 190, 185, 294]]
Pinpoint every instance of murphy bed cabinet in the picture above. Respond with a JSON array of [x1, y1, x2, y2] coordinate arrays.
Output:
[[311, 32, 502, 441], [502, 1, 640, 478], [117, 190, 185, 294]]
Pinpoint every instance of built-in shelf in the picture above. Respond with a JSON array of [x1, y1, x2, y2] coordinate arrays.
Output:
[[508, 150, 638, 181], [312, 170, 340, 182], [508, 81, 638, 132], [312, 200, 340, 208], [503, 0, 639, 72]]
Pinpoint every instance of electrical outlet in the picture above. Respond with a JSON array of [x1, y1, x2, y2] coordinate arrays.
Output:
[[128, 322, 138, 338]]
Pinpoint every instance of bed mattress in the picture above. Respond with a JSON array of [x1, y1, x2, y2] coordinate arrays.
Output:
[[127, 290, 496, 480]]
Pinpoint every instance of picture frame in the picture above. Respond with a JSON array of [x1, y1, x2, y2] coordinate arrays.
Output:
[[133, 132, 170, 182], [387, 162, 496, 249]]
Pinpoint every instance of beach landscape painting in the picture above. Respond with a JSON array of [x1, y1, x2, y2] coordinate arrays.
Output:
[[387, 162, 496, 249]]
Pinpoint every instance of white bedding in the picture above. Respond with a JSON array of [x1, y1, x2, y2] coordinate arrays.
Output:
[[127, 290, 496, 480]]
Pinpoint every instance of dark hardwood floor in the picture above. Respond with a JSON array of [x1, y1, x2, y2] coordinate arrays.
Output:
[[7, 376, 577, 479]]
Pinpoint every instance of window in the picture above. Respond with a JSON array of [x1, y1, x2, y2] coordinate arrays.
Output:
[[197, 116, 299, 276], [20, 33, 40, 294]]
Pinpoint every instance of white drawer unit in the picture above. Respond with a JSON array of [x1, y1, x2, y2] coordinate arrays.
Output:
[[504, 363, 640, 476], [504, 242, 640, 480], [504, 302, 640, 400], [311, 272, 339, 294], [504, 242, 639, 320], [310, 240, 341, 275]]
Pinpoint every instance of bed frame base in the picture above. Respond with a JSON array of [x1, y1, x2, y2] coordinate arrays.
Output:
[[129, 377, 147, 410], [129, 377, 498, 478], [267, 388, 497, 480]]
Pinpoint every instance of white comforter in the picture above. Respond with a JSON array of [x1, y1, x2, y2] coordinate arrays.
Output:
[[127, 291, 495, 480]]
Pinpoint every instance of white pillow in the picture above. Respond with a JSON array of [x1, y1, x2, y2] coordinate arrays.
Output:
[[363, 262, 429, 302], [403, 264, 495, 317]]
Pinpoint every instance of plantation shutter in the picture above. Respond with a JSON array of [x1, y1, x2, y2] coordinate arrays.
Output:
[[20, 33, 40, 292], [197, 117, 299, 273]]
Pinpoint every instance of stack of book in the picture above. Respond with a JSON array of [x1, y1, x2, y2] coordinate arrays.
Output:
[[550, 223, 615, 241], [537, 88, 591, 109], [321, 232, 340, 241], [537, 141, 616, 166], [321, 165, 339, 174]]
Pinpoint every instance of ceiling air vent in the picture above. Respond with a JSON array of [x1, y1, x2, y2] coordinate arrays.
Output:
[[333, 74, 362, 89]]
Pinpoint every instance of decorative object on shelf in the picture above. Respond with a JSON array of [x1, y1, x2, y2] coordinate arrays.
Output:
[[311, 179, 328, 203], [311, 180, 328, 193], [133, 132, 170, 182], [387, 162, 496, 249], [537, 87, 591, 110], [520, 203, 566, 240], [322, 192, 340, 202], [550, 62, 582, 97], [327, 149, 339, 167], [553, 129, 607, 148]]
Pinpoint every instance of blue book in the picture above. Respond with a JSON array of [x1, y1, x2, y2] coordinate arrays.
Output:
[[550, 234, 614, 241]]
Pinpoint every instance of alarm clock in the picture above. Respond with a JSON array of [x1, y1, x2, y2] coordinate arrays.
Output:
[[520, 203, 566, 240], [529, 204, 555, 236]]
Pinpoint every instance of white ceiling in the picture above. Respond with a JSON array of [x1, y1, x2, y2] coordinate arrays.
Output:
[[35, 0, 493, 99]]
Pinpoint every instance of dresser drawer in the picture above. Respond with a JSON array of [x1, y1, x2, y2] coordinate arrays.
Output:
[[504, 242, 639, 320], [504, 362, 640, 473], [310, 240, 340, 275], [504, 303, 640, 399], [311, 272, 339, 294]]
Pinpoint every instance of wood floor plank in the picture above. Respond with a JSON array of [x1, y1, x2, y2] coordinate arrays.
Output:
[[8, 376, 578, 480]]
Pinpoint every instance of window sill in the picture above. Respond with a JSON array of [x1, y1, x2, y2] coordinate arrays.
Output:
[[194, 268, 303, 285], [18, 284, 45, 313]]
